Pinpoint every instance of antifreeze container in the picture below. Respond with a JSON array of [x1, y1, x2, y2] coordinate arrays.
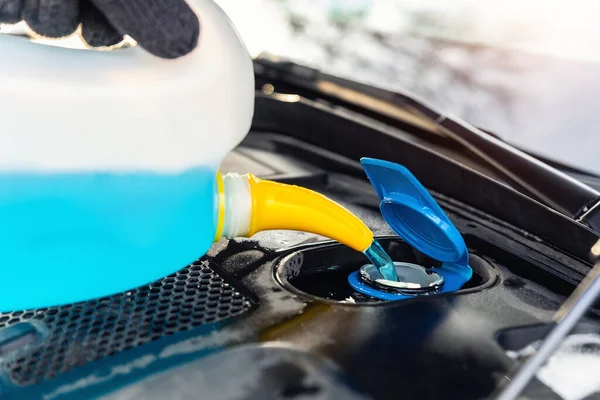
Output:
[[0, 0, 255, 310], [0, 0, 376, 310]]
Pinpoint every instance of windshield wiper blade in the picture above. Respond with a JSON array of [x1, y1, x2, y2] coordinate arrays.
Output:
[[434, 115, 599, 219], [254, 54, 600, 231]]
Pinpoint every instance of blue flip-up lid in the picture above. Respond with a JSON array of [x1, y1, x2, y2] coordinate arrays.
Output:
[[348, 158, 472, 301], [361, 157, 468, 266]]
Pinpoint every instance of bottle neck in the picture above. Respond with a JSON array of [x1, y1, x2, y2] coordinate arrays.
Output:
[[214, 172, 252, 241]]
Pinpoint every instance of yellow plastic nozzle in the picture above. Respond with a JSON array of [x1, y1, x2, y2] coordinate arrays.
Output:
[[245, 174, 373, 252]]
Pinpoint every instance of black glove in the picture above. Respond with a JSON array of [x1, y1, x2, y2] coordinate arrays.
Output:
[[0, 0, 200, 59]]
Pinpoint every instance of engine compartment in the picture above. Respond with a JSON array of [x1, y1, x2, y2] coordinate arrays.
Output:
[[1, 118, 600, 399]]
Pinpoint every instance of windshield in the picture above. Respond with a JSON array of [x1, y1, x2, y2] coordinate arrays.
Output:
[[215, 0, 600, 175]]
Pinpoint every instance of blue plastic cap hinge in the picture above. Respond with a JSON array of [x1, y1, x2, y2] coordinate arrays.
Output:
[[348, 158, 473, 301]]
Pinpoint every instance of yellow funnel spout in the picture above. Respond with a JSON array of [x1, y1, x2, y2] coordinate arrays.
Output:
[[245, 174, 373, 252]]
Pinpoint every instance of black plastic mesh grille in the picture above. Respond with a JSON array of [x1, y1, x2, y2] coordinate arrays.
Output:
[[1, 258, 251, 387]]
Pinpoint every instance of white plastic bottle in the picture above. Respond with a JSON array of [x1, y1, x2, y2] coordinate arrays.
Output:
[[0, 0, 380, 312], [0, 0, 255, 310]]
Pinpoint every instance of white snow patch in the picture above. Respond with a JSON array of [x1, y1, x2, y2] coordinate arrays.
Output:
[[507, 333, 600, 400]]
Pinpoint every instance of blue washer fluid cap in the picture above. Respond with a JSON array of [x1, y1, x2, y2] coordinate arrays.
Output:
[[348, 158, 473, 301]]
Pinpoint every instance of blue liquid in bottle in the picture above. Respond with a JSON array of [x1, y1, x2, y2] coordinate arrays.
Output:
[[0, 168, 219, 311]]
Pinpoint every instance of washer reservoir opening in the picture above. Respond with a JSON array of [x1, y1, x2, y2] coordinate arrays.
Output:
[[274, 237, 499, 304]]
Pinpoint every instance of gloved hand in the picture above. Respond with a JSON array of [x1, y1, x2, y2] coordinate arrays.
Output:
[[0, 0, 199, 58]]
